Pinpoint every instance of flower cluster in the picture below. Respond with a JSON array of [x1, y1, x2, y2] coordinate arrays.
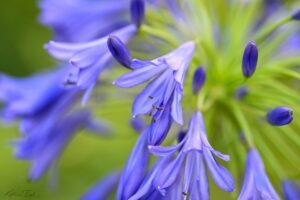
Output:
[[2, 0, 300, 199]]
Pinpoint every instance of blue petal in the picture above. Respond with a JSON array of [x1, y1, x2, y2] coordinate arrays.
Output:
[[80, 172, 120, 200], [132, 69, 172, 117], [171, 85, 183, 124], [154, 152, 185, 194], [203, 148, 234, 192], [117, 131, 150, 200], [113, 59, 167, 88]]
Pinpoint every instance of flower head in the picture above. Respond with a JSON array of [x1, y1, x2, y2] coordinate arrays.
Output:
[[238, 148, 280, 200], [15, 109, 97, 180], [148, 112, 234, 198], [45, 25, 136, 98], [114, 42, 195, 140], [266, 106, 293, 126], [0, 68, 66, 120], [292, 9, 300, 21]]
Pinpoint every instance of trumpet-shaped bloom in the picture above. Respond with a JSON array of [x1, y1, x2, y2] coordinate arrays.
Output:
[[39, 0, 130, 42], [15, 110, 97, 180], [148, 112, 234, 198], [81, 172, 120, 200], [0, 68, 66, 120], [114, 41, 195, 144], [117, 130, 150, 200], [45, 25, 136, 92], [238, 148, 280, 200]]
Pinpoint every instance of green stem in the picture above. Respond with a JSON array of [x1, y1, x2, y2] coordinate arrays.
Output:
[[229, 101, 255, 148], [255, 16, 292, 44], [140, 25, 179, 46]]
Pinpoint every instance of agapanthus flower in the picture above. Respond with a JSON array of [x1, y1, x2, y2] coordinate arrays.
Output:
[[117, 130, 150, 200], [45, 25, 137, 96], [0, 67, 66, 121], [113, 41, 195, 144], [81, 171, 120, 200], [148, 112, 234, 198], [238, 148, 280, 200], [14, 109, 99, 181], [282, 180, 300, 200], [39, 0, 130, 42]]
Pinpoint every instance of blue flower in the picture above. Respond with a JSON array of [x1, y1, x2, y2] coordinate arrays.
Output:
[[282, 180, 300, 200], [148, 112, 234, 198], [81, 172, 120, 200], [39, 0, 130, 42], [266, 106, 293, 126], [114, 41, 195, 144], [45, 25, 136, 97], [117, 130, 150, 200], [238, 148, 280, 200], [15, 110, 97, 181], [242, 41, 258, 78], [192, 66, 206, 95], [0, 67, 66, 121]]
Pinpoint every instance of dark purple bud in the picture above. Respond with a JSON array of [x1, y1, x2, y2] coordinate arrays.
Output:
[[242, 41, 258, 78], [130, 0, 145, 28], [192, 66, 206, 95], [266, 106, 293, 126], [235, 86, 248, 100], [130, 117, 147, 133], [177, 130, 186, 144], [282, 180, 300, 200], [107, 35, 132, 69], [292, 9, 300, 20]]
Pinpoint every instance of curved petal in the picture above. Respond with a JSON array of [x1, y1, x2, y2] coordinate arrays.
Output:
[[171, 85, 183, 124], [154, 153, 185, 195], [203, 148, 234, 192], [132, 70, 171, 116], [113, 60, 167, 88], [148, 143, 183, 157]]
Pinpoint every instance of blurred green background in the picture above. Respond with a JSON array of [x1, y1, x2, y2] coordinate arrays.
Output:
[[0, 1, 139, 199]]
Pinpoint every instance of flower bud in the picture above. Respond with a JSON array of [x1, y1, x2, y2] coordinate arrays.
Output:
[[235, 86, 248, 100], [266, 106, 293, 126], [292, 9, 300, 20], [177, 130, 186, 144], [192, 66, 206, 95], [242, 41, 258, 78], [130, 0, 145, 28], [107, 35, 132, 69]]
